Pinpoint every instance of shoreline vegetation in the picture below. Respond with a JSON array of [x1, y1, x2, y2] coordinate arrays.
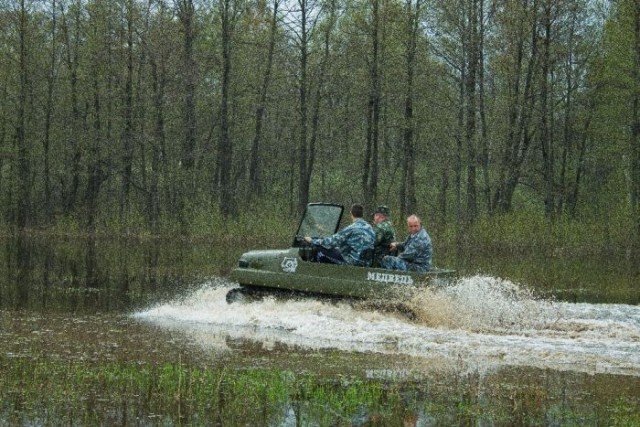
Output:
[[1, 207, 638, 259], [1, 203, 637, 307]]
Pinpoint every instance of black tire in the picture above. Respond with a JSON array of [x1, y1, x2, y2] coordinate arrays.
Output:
[[225, 287, 246, 304]]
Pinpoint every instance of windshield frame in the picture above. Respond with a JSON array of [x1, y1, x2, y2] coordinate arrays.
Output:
[[293, 203, 344, 246]]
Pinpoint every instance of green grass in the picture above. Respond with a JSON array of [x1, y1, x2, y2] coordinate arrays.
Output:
[[1, 357, 638, 426]]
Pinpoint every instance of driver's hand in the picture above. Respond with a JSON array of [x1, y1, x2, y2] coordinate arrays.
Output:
[[304, 236, 312, 244]]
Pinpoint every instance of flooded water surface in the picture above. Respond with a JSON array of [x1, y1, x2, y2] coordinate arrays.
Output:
[[1, 237, 639, 425]]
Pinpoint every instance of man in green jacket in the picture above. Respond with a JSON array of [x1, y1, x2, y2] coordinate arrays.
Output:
[[371, 205, 396, 267]]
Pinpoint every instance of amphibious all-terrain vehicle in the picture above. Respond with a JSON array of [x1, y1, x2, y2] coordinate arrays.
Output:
[[227, 203, 455, 305]]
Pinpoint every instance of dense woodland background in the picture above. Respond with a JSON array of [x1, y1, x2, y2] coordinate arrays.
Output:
[[1, 0, 639, 246]]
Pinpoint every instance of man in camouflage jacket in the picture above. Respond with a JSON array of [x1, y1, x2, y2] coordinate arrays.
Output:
[[304, 204, 375, 266], [372, 205, 396, 267], [381, 214, 432, 272]]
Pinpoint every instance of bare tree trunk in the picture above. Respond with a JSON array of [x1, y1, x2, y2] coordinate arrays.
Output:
[[438, 165, 449, 232], [464, 0, 478, 224], [632, 0, 640, 238], [174, 0, 196, 230], [150, 71, 164, 231], [289, 144, 296, 214], [0, 85, 6, 199], [455, 60, 464, 226], [363, 0, 381, 208], [558, 9, 576, 216], [493, 0, 539, 213], [249, 0, 280, 199], [120, 0, 135, 219], [218, 0, 236, 217], [85, 74, 106, 233], [567, 112, 591, 218], [297, 0, 311, 214], [308, 2, 335, 205], [60, 2, 82, 214], [16, 0, 31, 228], [180, 0, 196, 171], [42, 0, 57, 224], [540, 0, 554, 219], [149, 40, 167, 232], [478, 0, 491, 217], [401, 0, 421, 215]]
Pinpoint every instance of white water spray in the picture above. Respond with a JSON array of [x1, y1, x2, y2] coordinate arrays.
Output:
[[406, 275, 557, 332], [135, 275, 640, 376]]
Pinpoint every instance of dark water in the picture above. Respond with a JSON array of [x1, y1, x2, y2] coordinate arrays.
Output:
[[1, 236, 639, 425]]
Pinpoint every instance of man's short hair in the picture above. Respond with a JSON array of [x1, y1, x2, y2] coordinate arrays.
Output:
[[350, 204, 364, 218], [407, 214, 421, 224]]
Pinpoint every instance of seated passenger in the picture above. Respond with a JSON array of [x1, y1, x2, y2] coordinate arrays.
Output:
[[304, 204, 375, 266], [371, 205, 396, 267], [381, 214, 432, 272]]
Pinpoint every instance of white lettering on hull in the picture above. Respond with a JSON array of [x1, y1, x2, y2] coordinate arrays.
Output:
[[366, 271, 414, 285]]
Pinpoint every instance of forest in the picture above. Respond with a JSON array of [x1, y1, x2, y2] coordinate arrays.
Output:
[[0, 0, 639, 246]]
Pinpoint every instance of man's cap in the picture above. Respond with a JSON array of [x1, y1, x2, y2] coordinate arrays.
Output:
[[373, 205, 391, 217]]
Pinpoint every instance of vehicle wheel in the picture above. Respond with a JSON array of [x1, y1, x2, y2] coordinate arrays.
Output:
[[225, 287, 246, 304], [226, 286, 266, 304]]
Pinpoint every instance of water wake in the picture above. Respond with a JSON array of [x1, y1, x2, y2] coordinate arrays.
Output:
[[407, 275, 556, 332], [135, 275, 640, 376]]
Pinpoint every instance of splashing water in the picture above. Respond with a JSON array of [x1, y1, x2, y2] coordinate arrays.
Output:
[[407, 275, 555, 332], [135, 275, 640, 377]]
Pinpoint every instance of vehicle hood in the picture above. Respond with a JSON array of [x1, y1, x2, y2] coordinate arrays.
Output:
[[237, 248, 293, 269]]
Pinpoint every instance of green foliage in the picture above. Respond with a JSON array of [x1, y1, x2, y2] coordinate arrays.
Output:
[[6, 194, 640, 259], [0, 0, 637, 245], [609, 397, 640, 427], [438, 206, 638, 257]]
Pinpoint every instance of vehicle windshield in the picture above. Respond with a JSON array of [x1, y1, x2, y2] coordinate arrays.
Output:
[[295, 204, 343, 242]]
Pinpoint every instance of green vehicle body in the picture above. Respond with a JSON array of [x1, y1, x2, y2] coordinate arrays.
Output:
[[229, 203, 455, 302]]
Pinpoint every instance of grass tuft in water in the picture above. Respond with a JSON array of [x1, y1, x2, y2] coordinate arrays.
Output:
[[1, 356, 639, 426]]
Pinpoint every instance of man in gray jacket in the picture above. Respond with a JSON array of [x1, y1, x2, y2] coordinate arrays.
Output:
[[381, 214, 432, 272]]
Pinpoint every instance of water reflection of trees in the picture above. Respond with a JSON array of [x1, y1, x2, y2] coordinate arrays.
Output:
[[0, 237, 217, 313]]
